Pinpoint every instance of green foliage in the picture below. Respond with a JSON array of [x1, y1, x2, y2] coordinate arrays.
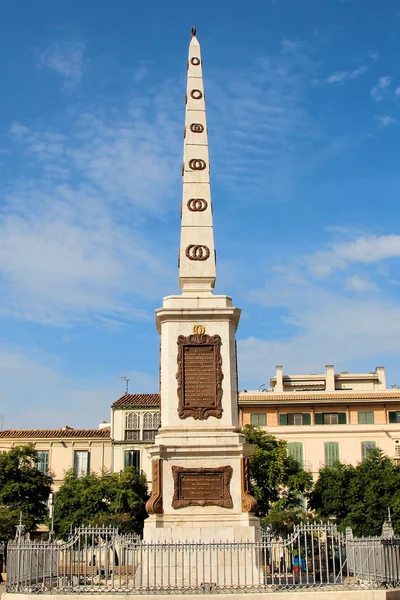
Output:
[[243, 425, 313, 518], [309, 447, 400, 536], [53, 467, 149, 539], [0, 445, 52, 540], [261, 508, 322, 537]]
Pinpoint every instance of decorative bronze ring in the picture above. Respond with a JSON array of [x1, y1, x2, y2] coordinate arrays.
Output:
[[185, 245, 210, 261], [189, 158, 206, 170], [190, 123, 204, 133], [191, 57, 201, 66], [191, 89, 203, 100], [187, 198, 208, 211]]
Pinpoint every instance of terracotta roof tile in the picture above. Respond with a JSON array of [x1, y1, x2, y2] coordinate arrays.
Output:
[[0, 428, 111, 439], [112, 393, 160, 408], [238, 390, 400, 403]]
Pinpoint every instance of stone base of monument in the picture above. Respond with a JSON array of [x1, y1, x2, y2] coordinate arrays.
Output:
[[134, 537, 262, 590]]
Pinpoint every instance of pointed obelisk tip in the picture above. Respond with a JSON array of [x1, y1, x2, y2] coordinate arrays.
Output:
[[191, 25, 197, 37]]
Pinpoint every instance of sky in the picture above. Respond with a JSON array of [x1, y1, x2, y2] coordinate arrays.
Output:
[[1, 0, 400, 429]]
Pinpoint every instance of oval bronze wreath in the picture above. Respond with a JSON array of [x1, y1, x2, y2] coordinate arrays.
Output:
[[185, 245, 210, 261], [191, 57, 201, 66], [187, 198, 208, 211], [190, 123, 204, 133], [188, 158, 206, 170]]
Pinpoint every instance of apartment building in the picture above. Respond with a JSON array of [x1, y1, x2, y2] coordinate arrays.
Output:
[[0, 425, 112, 490], [239, 365, 400, 476]]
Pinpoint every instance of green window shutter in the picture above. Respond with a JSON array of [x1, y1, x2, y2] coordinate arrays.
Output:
[[86, 451, 90, 475], [389, 411, 397, 424], [288, 442, 304, 467], [124, 450, 140, 469], [302, 413, 311, 425], [324, 442, 339, 467], [314, 413, 323, 425], [361, 441, 376, 460], [251, 414, 266, 426], [279, 414, 288, 426], [338, 413, 347, 425]]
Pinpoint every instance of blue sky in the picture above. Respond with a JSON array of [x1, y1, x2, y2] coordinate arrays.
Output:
[[1, 0, 400, 429]]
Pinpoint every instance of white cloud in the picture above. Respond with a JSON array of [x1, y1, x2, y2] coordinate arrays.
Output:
[[39, 41, 85, 88], [305, 235, 400, 278], [1, 82, 183, 325], [396, 87, 400, 97], [0, 346, 158, 429], [370, 76, 391, 102], [376, 115, 397, 128], [345, 275, 378, 292], [326, 66, 367, 84]]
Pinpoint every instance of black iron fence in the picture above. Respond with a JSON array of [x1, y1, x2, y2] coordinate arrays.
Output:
[[5, 522, 400, 594]]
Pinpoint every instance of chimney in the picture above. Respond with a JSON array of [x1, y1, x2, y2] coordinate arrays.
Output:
[[376, 366, 386, 390], [275, 365, 283, 392], [325, 365, 335, 391]]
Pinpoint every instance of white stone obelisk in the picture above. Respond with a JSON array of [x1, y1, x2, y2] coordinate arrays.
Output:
[[143, 28, 259, 545]]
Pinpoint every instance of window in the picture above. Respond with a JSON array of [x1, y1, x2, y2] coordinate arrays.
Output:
[[250, 414, 267, 426], [324, 442, 340, 467], [143, 412, 160, 441], [358, 411, 374, 424], [125, 412, 140, 441], [288, 442, 304, 467], [36, 450, 49, 474], [315, 413, 346, 425], [389, 411, 400, 424], [125, 411, 160, 441], [361, 441, 376, 460], [279, 413, 311, 426], [74, 451, 90, 477], [124, 449, 140, 469]]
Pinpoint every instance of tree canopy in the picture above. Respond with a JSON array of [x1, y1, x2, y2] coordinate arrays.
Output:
[[243, 425, 313, 523], [53, 467, 149, 539], [0, 445, 52, 541], [309, 447, 400, 536]]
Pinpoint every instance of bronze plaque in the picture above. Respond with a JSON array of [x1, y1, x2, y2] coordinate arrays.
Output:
[[177, 334, 223, 420], [180, 473, 223, 500], [172, 466, 233, 509]]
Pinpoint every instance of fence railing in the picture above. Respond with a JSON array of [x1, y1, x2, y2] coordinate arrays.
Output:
[[5, 522, 400, 594]]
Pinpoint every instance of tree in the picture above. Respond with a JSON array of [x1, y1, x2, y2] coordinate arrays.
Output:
[[0, 445, 52, 541], [243, 425, 313, 522], [309, 447, 400, 536], [53, 467, 149, 539]]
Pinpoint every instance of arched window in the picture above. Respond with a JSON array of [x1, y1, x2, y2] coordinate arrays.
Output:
[[143, 412, 153, 429], [125, 412, 140, 441], [126, 412, 140, 429]]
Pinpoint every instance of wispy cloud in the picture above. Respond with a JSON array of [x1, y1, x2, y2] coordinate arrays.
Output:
[[305, 234, 400, 278], [345, 274, 379, 292], [326, 66, 367, 84], [238, 233, 400, 384], [0, 345, 158, 428], [38, 40, 86, 88], [0, 80, 183, 325], [370, 76, 391, 102], [376, 115, 397, 128]]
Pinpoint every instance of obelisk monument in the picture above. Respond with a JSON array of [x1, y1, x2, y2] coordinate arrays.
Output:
[[144, 28, 259, 543]]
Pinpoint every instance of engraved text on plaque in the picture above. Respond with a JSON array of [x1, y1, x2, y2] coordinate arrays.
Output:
[[177, 334, 223, 420], [172, 466, 233, 509]]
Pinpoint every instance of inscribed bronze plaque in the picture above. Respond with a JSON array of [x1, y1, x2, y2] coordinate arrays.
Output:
[[177, 334, 223, 420], [172, 466, 233, 509]]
